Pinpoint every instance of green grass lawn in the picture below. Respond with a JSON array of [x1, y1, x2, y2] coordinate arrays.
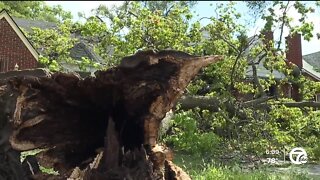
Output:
[[21, 149, 319, 179], [21, 149, 59, 176], [172, 152, 318, 180]]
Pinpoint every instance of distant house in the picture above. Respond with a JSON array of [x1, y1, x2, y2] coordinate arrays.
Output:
[[261, 32, 320, 101], [201, 30, 320, 101], [0, 9, 103, 73], [0, 9, 38, 72]]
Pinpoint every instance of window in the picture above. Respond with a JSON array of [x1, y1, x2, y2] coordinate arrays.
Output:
[[269, 85, 277, 96], [266, 84, 277, 96], [315, 94, 320, 102]]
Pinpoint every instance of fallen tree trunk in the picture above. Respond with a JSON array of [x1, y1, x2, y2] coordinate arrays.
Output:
[[178, 95, 320, 112], [0, 50, 223, 179]]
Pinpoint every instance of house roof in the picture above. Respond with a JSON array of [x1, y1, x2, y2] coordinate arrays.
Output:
[[302, 59, 320, 81], [200, 30, 286, 80], [13, 17, 57, 32], [70, 41, 104, 63], [244, 35, 320, 81], [302, 51, 320, 68], [243, 35, 286, 80], [202, 28, 320, 81], [246, 62, 286, 80], [0, 9, 39, 60], [3, 11, 104, 64], [300, 52, 320, 81]]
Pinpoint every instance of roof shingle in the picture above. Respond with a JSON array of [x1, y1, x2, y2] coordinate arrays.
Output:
[[11, 17, 103, 64], [302, 51, 320, 68], [13, 17, 57, 32]]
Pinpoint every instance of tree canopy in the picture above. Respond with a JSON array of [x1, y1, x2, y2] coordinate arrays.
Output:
[[0, 1, 72, 23]]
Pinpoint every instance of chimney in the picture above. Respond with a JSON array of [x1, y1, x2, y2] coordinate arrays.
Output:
[[286, 33, 302, 69]]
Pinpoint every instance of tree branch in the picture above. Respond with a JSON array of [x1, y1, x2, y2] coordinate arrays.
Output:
[[251, 62, 266, 97], [128, 10, 138, 18], [164, 4, 175, 17], [241, 96, 274, 107], [213, 32, 240, 54], [276, 1, 290, 50], [198, 16, 213, 22], [275, 101, 320, 108], [178, 95, 320, 112], [230, 35, 258, 89], [178, 95, 220, 112]]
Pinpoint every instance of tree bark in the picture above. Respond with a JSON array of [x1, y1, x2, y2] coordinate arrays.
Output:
[[0, 50, 223, 179], [178, 95, 320, 112]]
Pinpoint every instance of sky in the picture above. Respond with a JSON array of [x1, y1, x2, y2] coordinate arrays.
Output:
[[45, 1, 320, 55]]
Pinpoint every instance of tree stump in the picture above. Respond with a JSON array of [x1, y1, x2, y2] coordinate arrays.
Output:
[[0, 50, 223, 179]]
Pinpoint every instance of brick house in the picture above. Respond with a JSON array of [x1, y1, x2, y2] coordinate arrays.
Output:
[[238, 31, 320, 102], [0, 9, 103, 73], [258, 31, 320, 101], [201, 29, 320, 101], [0, 9, 38, 72]]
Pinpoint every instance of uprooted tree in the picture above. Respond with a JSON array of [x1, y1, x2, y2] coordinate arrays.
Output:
[[1, 1, 320, 179], [0, 50, 222, 179]]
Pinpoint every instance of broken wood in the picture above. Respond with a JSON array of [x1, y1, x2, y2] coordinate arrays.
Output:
[[0, 50, 223, 179]]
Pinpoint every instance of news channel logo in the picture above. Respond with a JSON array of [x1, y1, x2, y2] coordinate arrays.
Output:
[[265, 147, 308, 165], [289, 147, 308, 165]]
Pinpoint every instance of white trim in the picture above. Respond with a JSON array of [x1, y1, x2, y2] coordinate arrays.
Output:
[[0, 10, 39, 60]]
